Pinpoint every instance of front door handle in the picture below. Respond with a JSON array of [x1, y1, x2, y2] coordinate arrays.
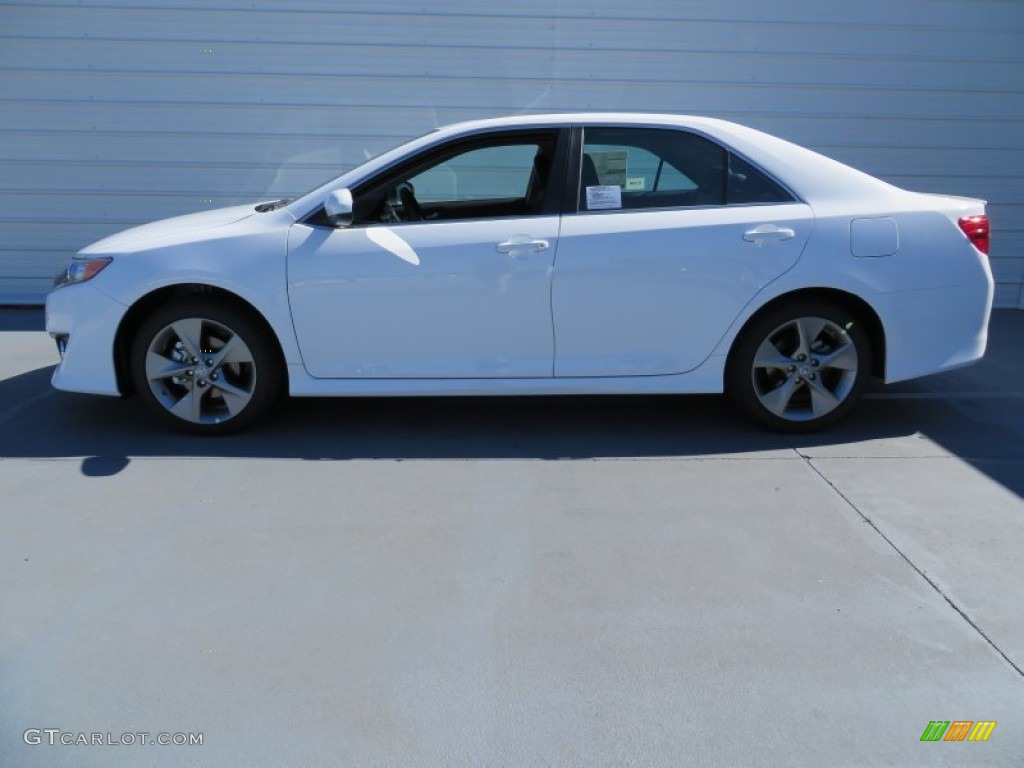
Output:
[[743, 224, 796, 243], [496, 235, 550, 255]]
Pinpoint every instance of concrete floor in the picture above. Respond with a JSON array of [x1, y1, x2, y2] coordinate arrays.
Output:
[[1, 309, 1022, 767]]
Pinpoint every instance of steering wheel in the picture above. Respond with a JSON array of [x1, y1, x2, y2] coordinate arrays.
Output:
[[395, 182, 424, 222]]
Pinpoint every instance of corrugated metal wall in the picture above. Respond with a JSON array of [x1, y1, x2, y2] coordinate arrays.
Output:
[[1, 0, 1022, 306]]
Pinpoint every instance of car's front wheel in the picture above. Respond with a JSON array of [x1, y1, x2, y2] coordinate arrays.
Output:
[[726, 300, 871, 432], [130, 299, 283, 434]]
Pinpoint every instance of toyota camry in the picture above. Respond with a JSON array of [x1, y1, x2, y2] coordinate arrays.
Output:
[[45, 113, 994, 434]]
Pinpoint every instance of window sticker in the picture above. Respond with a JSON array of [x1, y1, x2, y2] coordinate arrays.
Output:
[[586, 185, 622, 210], [625, 177, 646, 191]]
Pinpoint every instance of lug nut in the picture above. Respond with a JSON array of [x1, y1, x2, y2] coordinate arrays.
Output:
[[186, 369, 194, 377], [809, 373, 817, 380], [811, 359, 819, 367], [191, 357, 198, 364], [197, 380, 207, 388], [210, 373, 219, 381], [787, 365, 796, 373], [206, 359, 214, 366], [797, 354, 806, 361]]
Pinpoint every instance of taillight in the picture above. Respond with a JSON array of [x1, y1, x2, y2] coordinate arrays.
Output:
[[958, 214, 989, 255]]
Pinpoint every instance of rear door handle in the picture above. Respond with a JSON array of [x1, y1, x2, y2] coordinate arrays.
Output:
[[496, 235, 549, 255], [743, 224, 796, 243]]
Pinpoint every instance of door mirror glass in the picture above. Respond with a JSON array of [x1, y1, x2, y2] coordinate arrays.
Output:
[[324, 189, 354, 227]]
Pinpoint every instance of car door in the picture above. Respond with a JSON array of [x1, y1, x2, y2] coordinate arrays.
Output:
[[287, 129, 567, 378], [552, 125, 813, 377]]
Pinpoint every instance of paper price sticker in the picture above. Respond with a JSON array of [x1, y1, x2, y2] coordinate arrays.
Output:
[[586, 185, 622, 210]]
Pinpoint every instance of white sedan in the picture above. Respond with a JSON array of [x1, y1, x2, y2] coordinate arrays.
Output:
[[45, 113, 993, 434]]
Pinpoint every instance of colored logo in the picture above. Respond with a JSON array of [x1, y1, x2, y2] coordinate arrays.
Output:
[[920, 721, 996, 742]]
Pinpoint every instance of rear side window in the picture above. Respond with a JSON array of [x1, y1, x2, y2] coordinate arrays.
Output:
[[578, 127, 794, 212], [579, 127, 726, 211]]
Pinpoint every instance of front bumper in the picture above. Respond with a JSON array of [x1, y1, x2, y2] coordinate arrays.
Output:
[[45, 283, 127, 396]]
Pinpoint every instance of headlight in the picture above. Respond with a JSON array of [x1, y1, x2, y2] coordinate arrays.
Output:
[[53, 257, 113, 289]]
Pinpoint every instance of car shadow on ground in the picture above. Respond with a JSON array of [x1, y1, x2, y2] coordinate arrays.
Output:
[[2, 309, 1021, 497], [0, 368, 844, 461], [0, 364, 1020, 498]]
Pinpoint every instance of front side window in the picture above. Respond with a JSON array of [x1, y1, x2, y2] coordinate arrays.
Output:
[[578, 127, 792, 212], [408, 144, 538, 203], [354, 132, 559, 225]]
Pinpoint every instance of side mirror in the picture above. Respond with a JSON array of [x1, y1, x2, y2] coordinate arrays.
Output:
[[324, 188, 354, 227]]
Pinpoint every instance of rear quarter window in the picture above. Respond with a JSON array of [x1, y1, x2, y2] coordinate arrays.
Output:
[[727, 154, 794, 205]]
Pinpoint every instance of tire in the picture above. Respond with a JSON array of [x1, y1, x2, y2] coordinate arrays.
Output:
[[726, 300, 871, 433], [130, 299, 283, 435]]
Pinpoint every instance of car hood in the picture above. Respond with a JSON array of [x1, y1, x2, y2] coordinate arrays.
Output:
[[80, 204, 263, 254]]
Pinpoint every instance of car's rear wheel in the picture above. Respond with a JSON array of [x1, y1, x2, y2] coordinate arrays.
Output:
[[726, 300, 871, 432], [130, 299, 282, 434]]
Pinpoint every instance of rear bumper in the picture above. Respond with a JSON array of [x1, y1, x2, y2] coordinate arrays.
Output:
[[878, 277, 993, 384], [45, 284, 126, 396]]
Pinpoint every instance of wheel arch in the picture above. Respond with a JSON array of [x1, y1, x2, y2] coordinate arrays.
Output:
[[113, 283, 289, 397], [725, 288, 886, 383]]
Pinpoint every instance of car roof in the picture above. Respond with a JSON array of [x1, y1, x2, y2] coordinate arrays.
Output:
[[436, 112, 727, 132]]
